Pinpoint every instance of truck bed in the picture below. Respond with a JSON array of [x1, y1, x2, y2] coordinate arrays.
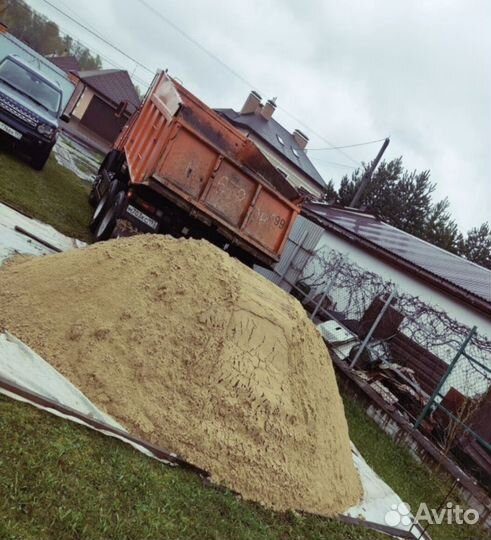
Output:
[[116, 72, 301, 267]]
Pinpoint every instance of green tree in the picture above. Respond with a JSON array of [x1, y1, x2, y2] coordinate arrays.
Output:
[[332, 157, 463, 257], [1, 0, 101, 70], [61, 34, 73, 55], [39, 20, 59, 54], [423, 198, 461, 254], [322, 179, 337, 202], [458, 223, 491, 270]]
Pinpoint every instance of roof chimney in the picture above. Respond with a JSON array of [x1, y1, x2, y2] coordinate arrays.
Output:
[[260, 97, 277, 121], [241, 90, 262, 114], [293, 129, 309, 150]]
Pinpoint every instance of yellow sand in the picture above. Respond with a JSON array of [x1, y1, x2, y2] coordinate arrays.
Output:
[[0, 235, 362, 514]]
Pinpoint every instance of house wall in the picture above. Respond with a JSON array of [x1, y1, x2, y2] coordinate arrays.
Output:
[[307, 231, 491, 339], [298, 230, 491, 398], [79, 96, 127, 143], [238, 131, 324, 198], [64, 80, 84, 115], [71, 86, 94, 120], [61, 116, 111, 154]]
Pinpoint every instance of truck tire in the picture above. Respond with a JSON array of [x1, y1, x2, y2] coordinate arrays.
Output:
[[95, 190, 127, 241], [97, 149, 122, 175], [88, 181, 99, 207], [32, 147, 51, 171], [89, 170, 117, 207], [90, 179, 123, 232]]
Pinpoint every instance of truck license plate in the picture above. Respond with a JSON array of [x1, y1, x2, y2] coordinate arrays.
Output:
[[126, 204, 158, 230], [0, 120, 22, 140]]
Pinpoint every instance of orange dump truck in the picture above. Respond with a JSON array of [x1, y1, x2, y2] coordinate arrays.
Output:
[[89, 71, 301, 268]]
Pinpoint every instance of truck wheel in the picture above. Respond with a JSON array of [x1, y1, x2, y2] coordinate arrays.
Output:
[[32, 148, 51, 171], [90, 180, 123, 232], [95, 190, 127, 241], [88, 180, 99, 207], [97, 149, 122, 175]]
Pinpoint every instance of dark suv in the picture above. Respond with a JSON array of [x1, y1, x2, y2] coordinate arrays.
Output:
[[0, 54, 67, 170]]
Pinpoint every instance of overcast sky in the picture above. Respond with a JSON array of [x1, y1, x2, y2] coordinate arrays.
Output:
[[27, 0, 490, 232]]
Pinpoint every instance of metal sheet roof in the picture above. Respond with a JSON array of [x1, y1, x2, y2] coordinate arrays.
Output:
[[77, 69, 140, 112], [305, 202, 491, 307], [48, 55, 80, 73]]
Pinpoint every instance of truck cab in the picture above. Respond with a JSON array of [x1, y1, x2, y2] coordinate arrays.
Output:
[[0, 54, 67, 170]]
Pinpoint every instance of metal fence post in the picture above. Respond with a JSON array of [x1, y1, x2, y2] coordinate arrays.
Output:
[[349, 288, 397, 369], [414, 326, 477, 429], [310, 273, 338, 321]]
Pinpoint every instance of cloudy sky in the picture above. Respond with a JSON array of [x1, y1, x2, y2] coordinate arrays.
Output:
[[27, 0, 490, 232]]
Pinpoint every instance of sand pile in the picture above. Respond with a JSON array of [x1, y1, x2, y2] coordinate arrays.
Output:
[[0, 235, 361, 514]]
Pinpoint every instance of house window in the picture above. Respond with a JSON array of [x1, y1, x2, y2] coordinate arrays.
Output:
[[291, 146, 300, 158], [276, 134, 285, 146]]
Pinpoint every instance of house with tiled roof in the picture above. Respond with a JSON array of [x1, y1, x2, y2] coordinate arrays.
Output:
[[62, 68, 140, 151], [216, 91, 326, 198]]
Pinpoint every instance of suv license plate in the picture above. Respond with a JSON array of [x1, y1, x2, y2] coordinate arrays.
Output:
[[0, 121, 22, 140], [126, 204, 158, 230]]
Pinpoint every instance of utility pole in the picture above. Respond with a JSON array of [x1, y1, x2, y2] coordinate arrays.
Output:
[[350, 137, 390, 208]]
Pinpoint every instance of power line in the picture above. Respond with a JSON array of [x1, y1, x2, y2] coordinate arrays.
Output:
[[39, 0, 154, 75], [12, 0, 152, 88], [275, 105, 360, 165], [134, 0, 361, 166], [308, 137, 388, 151], [52, 0, 153, 88], [309, 157, 358, 170], [54, 23, 151, 88], [35, 0, 366, 166], [134, 0, 261, 93]]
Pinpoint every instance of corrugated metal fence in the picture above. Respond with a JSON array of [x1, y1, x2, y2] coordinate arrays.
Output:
[[255, 215, 323, 292]]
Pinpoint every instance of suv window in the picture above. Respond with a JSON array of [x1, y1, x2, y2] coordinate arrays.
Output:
[[0, 58, 61, 115]]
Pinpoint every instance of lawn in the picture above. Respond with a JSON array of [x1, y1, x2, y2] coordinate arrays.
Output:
[[0, 396, 385, 540], [0, 392, 487, 540], [0, 148, 93, 242], [342, 392, 488, 540]]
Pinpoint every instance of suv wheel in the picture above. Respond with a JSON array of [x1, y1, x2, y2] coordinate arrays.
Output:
[[32, 147, 51, 171]]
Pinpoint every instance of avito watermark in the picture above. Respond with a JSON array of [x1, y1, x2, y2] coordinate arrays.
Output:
[[385, 501, 480, 527]]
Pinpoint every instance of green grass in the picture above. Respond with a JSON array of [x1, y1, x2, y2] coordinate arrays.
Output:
[[0, 150, 92, 242], [342, 392, 488, 540], [1, 395, 486, 540], [0, 396, 386, 540]]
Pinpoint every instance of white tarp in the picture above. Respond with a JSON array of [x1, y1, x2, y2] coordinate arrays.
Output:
[[0, 331, 422, 538], [0, 332, 122, 429], [0, 332, 177, 465], [0, 205, 422, 537], [347, 446, 422, 536], [0, 201, 85, 265]]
